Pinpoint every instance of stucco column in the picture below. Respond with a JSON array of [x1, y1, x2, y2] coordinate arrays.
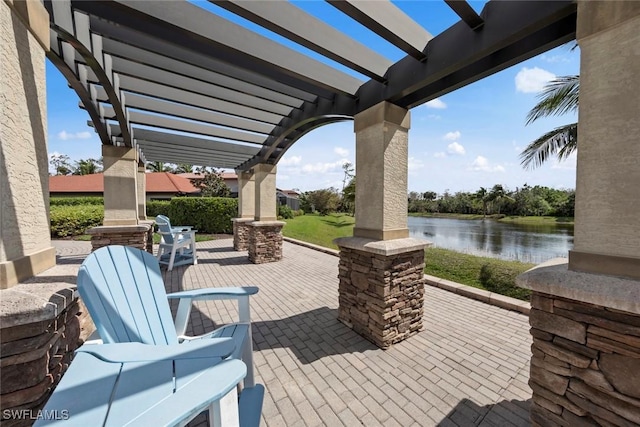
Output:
[[335, 102, 429, 348], [102, 145, 139, 226], [568, 1, 640, 280], [517, 3, 640, 426], [0, 0, 55, 288], [354, 101, 410, 240], [253, 163, 277, 221], [232, 169, 255, 251], [137, 162, 146, 220], [247, 164, 284, 263]]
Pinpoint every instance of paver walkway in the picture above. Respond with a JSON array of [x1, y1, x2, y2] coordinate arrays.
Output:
[[52, 238, 532, 426]]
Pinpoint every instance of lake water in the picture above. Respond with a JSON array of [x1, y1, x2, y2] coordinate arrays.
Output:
[[408, 216, 574, 264]]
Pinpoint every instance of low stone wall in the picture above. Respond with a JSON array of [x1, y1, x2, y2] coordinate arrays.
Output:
[[335, 237, 428, 349], [247, 221, 284, 264], [87, 223, 153, 254], [528, 291, 640, 426], [232, 218, 253, 251], [0, 284, 92, 426]]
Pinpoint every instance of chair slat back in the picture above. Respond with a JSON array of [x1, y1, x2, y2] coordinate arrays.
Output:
[[77, 245, 178, 345], [156, 215, 175, 244]]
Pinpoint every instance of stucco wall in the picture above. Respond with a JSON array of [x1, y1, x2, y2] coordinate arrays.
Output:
[[0, 1, 52, 264]]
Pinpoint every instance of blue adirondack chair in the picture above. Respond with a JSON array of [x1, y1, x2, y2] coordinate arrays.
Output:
[[155, 215, 197, 271], [36, 341, 264, 426], [76, 245, 259, 390]]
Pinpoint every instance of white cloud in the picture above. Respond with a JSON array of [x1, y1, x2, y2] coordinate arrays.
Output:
[[279, 155, 302, 166], [301, 159, 347, 174], [427, 114, 441, 120], [334, 147, 349, 157], [443, 131, 461, 141], [447, 142, 466, 155], [434, 152, 446, 158], [515, 67, 556, 93], [541, 54, 570, 64], [57, 130, 92, 140], [408, 157, 424, 172], [425, 98, 446, 109], [471, 156, 505, 173]]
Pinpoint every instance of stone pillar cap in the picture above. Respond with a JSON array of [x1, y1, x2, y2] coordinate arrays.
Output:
[[334, 237, 431, 256], [249, 220, 286, 227], [516, 258, 640, 315], [87, 224, 151, 234]]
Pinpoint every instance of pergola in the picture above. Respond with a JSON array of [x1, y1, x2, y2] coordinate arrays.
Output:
[[44, 0, 576, 170], [2, 1, 639, 424]]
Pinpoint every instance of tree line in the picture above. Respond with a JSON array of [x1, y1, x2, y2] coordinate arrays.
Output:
[[409, 184, 574, 217]]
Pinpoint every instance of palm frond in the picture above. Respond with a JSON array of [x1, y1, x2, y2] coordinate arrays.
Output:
[[520, 123, 578, 170], [526, 76, 579, 125]]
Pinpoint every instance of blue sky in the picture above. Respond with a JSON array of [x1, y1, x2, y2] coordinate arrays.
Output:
[[46, 1, 580, 194]]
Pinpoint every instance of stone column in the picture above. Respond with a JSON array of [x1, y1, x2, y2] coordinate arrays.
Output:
[[517, 3, 640, 426], [335, 101, 429, 349], [247, 164, 284, 263], [102, 145, 139, 226], [137, 161, 146, 221], [232, 170, 255, 251], [0, 0, 55, 289]]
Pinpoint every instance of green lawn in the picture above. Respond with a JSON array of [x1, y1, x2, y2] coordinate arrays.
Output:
[[282, 213, 355, 250], [497, 216, 574, 225], [283, 213, 534, 300]]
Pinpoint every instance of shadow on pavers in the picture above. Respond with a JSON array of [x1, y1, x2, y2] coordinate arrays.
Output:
[[439, 397, 531, 427]]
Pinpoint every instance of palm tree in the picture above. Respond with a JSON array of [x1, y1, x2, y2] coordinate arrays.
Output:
[[72, 158, 102, 175], [474, 187, 489, 217], [520, 75, 579, 169], [146, 161, 173, 172]]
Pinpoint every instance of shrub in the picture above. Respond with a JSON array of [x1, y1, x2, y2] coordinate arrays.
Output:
[[50, 205, 103, 237], [479, 263, 531, 301], [278, 204, 294, 219], [50, 197, 104, 206], [146, 200, 171, 218], [167, 197, 237, 234], [293, 209, 305, 217]]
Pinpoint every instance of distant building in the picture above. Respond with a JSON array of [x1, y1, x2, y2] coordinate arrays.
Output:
[[50, 172, 200, 200], [50, 173, 300, 206], [277, 188, 300, 211]]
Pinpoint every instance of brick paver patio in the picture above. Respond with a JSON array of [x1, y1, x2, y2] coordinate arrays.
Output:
[[52, 238, 532, 426]]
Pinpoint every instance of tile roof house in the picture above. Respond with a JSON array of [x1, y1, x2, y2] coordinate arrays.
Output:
[[49, 172, 200, 200], [176, 172, 239, 195]]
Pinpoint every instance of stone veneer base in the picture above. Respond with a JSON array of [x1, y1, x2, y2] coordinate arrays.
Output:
[[334, 237, 429, 349], [247, 221, 285, 264], [87, 224, 153, 254], [232, 218, 253, 251], [517, 259, 640, 426], [0, 284, 92, 425]]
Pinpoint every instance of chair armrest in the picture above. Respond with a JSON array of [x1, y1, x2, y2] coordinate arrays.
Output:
[[75, 339, 235, 363], [167, 287, 259, 301], [169, 287, 259, 337]]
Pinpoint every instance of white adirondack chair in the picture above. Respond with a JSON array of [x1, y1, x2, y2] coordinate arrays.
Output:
[[155, 215, 197, 271]]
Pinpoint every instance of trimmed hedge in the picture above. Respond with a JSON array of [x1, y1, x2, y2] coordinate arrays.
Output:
[[167, 197, 237, 234], [479, 263, 532, 300], [50, 205, 103, 237], [146, 200, 171, 218], [50, 196, 104, 206]]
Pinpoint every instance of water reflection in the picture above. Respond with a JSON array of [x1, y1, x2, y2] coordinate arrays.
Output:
[[408, 217, 574, 264]]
